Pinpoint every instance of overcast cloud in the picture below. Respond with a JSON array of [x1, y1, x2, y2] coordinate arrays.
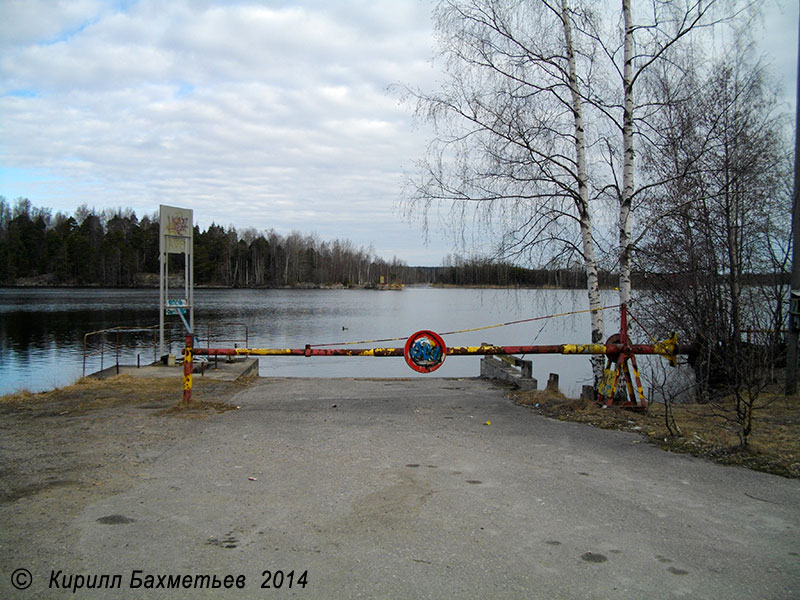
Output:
[[1, 0, 797, 266]]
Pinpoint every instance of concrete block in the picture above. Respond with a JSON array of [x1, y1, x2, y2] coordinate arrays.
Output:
[[581, 385, 595, 404], [546, 372, 559, 391], [480, 356, 537, 391]]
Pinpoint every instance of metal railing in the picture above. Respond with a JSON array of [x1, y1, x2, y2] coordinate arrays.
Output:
[[82, 325, 160, 376], [82, 321, 250, 376]]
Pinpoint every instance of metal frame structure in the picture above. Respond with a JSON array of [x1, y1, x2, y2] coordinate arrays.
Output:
[[159, 204, 194, 357]]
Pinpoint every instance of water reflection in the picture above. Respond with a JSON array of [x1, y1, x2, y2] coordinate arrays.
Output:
[[1, 287, 625, 396]]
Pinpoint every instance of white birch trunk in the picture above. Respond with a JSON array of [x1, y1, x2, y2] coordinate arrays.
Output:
[[562, 0, 605, 384], [619, 0, 634, 311]]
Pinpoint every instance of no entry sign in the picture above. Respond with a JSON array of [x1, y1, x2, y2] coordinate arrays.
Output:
[[404, 330, 447, 373]]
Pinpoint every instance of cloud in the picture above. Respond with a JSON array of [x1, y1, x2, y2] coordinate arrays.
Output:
[[0, 0, 105, 49], [1, 0, 795, 267], [0, 0, 444, 263]]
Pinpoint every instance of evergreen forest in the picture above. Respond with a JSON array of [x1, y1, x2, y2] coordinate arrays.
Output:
[[0, 197, 608, 289]]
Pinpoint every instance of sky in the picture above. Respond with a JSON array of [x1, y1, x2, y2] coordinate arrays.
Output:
[[1, 0, 798, 267]]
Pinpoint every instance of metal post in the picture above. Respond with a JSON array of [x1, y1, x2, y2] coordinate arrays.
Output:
[[165, 248, 169, 353], [183, 334, 193, 403], [213, 324, 218, 370], [189, 237, 194, 334], [159, 248, 165, 358], [184, 239, 190, 334]]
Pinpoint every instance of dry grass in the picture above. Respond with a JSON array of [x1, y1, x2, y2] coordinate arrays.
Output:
[[513, 387, 800, 478], [0, 374, 244, 417]]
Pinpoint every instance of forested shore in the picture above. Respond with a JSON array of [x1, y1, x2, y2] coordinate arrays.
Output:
[[0, 197, 628, 289], [1, 198, 789, 290]]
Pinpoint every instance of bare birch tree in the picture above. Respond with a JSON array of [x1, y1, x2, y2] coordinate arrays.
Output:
[[402, 0, 756, 388], [399, 0, 607, 382], [581, 0, 752, 309]]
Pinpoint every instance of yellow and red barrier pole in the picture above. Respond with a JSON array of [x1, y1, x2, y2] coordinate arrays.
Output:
[[186, 341, 689, 359], [181, 305, 693, 407]]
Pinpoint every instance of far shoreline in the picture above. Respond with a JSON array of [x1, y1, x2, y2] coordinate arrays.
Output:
[[0, 281, 622, 291]]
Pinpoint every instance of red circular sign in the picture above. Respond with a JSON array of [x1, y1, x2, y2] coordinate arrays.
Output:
[[404, 330, 447, 373]]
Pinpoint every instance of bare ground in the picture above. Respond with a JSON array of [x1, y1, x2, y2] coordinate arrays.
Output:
[[512, 387, 800, 478], [1, 375, 245, 503], [1, 376, 799, 599], [3, 375, 797, 519], [0, 375, 247, 574]]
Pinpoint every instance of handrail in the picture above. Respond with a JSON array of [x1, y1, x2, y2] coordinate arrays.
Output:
[[83, 325, 159, 376], [82, 321, 251, 376]]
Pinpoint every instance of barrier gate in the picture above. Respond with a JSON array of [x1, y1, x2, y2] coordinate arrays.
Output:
[[181, 305, 695, 408]]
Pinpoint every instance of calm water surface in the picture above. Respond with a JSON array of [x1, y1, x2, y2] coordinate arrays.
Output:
[[0, 287, 625, 396]]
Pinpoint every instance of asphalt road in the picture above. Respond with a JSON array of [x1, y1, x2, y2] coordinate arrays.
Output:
[[4, 378, 799, 599]]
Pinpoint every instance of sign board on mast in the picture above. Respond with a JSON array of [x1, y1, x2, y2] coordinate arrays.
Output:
[[159, 205, 194, 357]]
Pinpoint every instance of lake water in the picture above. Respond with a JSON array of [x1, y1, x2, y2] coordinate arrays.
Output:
[[0, 286, 628, 397]]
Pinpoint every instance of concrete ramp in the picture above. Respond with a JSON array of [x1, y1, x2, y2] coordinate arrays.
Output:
[[11, 378, 800, 599]]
